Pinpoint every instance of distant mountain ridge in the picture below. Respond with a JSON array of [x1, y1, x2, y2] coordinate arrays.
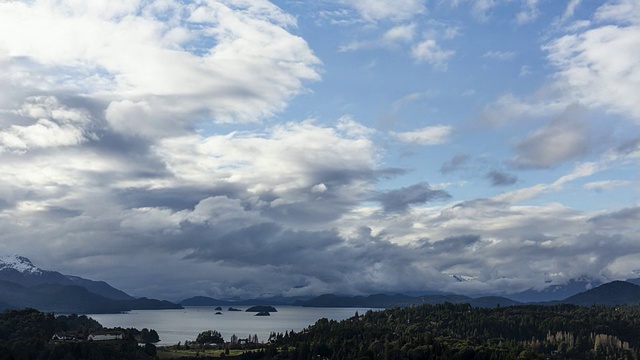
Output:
[[505, 277, 602, 302], [292, 281, 640, 308], [6, 255, 640, 312], [0, 255, 182, 313], [562, 281, 640, 306], [293, 293, 521, 308], [180, 280, 640, 309], [180, 295, 311, 307]]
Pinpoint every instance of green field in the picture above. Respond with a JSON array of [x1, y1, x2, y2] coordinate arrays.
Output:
[[157, 347, 247, 359]]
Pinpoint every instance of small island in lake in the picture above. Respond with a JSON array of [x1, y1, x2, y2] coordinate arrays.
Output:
[[255, 311, 270, 316], [214, 306, 222, 310], [215, 311, 222, 315], [245, 305, 277, 312], [228, 307, 241, 311]]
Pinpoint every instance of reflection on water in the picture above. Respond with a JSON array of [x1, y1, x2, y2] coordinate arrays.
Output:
[[89, 306, 375, 345]]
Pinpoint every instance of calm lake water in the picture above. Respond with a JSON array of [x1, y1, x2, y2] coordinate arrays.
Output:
[[88, 306, 375, 346]]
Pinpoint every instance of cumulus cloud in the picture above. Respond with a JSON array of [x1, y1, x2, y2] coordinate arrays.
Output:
[[0, 0, 321, 132], [0, 0, 638, 301], [383, 24, 417, 42], [411, 39, 455, 70], [348, 192, 640, 294], [0, 116, 413, 298], [544, 3, 640, 122], [0, 96, 95, 153]]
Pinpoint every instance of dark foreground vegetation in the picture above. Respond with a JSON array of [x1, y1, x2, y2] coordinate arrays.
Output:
[[0, 308, 159, 360], [4, 303, 640, 359], [269, 303, 640, 360]]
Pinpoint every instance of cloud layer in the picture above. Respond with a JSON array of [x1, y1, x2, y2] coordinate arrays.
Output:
[[0, 0, 638, 301]]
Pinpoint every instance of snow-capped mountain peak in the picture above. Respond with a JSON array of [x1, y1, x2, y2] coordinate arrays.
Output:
[[450, 274, 478, 282], [0, 255, 43, 274]]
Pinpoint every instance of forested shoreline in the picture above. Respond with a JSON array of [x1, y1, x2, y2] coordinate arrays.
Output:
[[271, 303, 640, 359], [3, 303, 640, 359]]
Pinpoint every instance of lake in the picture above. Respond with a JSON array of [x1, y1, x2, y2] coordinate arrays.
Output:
[[88, 306, 375, 346]]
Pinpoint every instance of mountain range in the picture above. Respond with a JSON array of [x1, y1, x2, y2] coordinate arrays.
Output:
[[4, 254, 640, 313], [181, 280, 640, 309], [0, 255, 182, 313]]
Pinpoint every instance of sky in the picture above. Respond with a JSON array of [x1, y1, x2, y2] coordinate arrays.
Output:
[[0, 0, 638, 301]]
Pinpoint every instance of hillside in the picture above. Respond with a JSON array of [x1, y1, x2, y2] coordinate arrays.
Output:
[[563, 281, 640, 306], [294, 293, 521, 308], [0, 255, 182, 313], [273, 302, 640, 359]]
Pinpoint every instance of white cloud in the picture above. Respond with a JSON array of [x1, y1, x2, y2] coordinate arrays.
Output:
[[544, 5, 640, 122], [0, 96, 93, 153], [336, 115, 376, 138], [583, 180, 633, 191], [392, 125, 453, 145], [516, 0, 541, 24], [411, 39, 455, 70], [558, 0, 582, 24], [483, 50, 516, 61], [339, 0, 426, 22], [519, 65, 532, 77], [469, 0, 500, 21], [0, 119, 86, 153], [343, 193, 640, 294], [594, 0, 640, 24], [382, 23, 416, 43], [392, 91, 437, 112], [154, 121, 377, 212], [339, 23, 416, 52], [0, 0, 321, 131], [311, 183, 328, 194]]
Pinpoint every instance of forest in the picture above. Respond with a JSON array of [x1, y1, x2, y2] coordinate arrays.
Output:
[[0, 308, 158, 360], [4, 303, 640, 359], [266, 303, 640, 360]]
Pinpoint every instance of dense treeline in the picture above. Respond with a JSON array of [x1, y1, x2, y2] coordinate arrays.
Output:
[[0, 308, 156, 360], [266, 303, 640, 360], [6, 304, 640, 359]]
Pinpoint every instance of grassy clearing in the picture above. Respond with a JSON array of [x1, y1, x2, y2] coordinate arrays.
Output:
[[156, 347, 246, 358]]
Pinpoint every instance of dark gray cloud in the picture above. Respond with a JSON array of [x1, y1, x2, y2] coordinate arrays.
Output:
[[375, 182, 451, 212], [137, 216, 454, 297], [440, 153, 470, 173], [510, 105, 591, 169], [419, 234, 482, 254], [115, 186, 247, 211], [42, 207, 83, 220], [486, 170, 518, 186], [588, 206, 640, 230], [0, 198, 11, 211], [614, 137, 640, 157]]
